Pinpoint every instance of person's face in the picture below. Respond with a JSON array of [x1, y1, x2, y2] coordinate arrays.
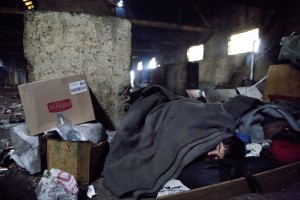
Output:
[[207, 142, 227, 160]]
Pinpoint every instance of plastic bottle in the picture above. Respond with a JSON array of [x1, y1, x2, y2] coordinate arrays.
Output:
[[56, 112, 80, 141]]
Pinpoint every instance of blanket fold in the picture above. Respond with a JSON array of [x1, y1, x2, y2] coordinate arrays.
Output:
[[103, 85, 235, 198]]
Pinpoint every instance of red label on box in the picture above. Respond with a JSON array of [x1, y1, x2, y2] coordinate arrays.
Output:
[[47, 99, 72, 113]]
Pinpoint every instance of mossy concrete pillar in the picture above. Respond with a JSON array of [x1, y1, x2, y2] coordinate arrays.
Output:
[[23, 12, 131, 130]]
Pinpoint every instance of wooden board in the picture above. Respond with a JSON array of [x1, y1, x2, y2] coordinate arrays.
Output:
[[158, 161, 300, 200], [47, 139, 91, 184]]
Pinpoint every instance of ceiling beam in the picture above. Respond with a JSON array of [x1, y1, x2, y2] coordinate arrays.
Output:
[[130, 19, 215, 33], [192, 3, 211, 28]]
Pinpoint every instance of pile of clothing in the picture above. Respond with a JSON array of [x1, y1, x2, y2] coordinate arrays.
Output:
[[102, 85, 300, 198]]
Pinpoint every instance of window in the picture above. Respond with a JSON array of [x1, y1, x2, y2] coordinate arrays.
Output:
[[148, 57, 157, 69], [137, 61, 143, 71], [130, 70, 135, 87], [228, 28, 259, 55], [187, 44, 204, 62]]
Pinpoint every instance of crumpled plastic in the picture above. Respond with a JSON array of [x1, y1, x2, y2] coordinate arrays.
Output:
[[47, 123, 105, 144], [157, 179, 190, 198], [9, 123, 41, 174], [35, 168, 78, 200]]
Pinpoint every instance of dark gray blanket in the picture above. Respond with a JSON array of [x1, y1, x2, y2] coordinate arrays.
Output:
[[102, 86, 236, 198]]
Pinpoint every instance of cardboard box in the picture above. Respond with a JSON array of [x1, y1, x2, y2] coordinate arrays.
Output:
[[18, 73, 95, 135], [262, 64, 300, 102], [47, 139, 109, 185]]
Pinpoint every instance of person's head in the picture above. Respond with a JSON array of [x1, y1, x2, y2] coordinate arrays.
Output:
[[207, 136, 246, 160]]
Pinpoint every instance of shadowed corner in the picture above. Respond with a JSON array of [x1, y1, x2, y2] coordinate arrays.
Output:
[[89, 88, 115, 131]]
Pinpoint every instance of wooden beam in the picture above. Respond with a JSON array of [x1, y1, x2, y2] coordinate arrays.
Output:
[[192, 3, 211, 28], [130, 19, 214, 33]]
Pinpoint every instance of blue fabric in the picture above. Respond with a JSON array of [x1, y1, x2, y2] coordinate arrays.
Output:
[[236, 132, 251, 145]]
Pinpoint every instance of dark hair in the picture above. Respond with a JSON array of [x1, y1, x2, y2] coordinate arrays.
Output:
[[222, 136, 246, 159]]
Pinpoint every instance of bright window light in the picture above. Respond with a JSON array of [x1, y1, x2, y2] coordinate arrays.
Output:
[[117, 0, 124, 7], [187, 44, 204, 62], [148, 57, 157, 69], [137, 61, 143, 71], [130, 70, 135, 87], [228, 28, 260, 55]]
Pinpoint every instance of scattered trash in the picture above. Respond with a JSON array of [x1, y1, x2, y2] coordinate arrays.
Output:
[[3, 108, 12, 114], [9, 123, 41, 174], [0, 167, 8, 171], [0, 139, 12, 154], [46, 122, 105, 144], [0, 93, 25, 129], [35, 168, 78, 200], [56, 112, 81, 141], [246, 143, 263, 157], [87, 185, 97, 198], [157, 179, 190, 197]]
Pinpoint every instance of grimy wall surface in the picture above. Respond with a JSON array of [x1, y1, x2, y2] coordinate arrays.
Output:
[[198, 2, 300, 89], [23, 12, 131, 130]]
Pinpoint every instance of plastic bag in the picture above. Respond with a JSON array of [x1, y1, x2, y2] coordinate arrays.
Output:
[[48, 122, 105, 144], [9, 123, 41, 174], [279, 34, 300, 61], [35, 168, 78, 200], [73, 123, 105, 144]]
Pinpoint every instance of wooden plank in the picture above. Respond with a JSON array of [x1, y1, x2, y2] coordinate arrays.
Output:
[[47, 139, 91, 185], [158, 161, 300, 200], [256, 161, 300, 193]]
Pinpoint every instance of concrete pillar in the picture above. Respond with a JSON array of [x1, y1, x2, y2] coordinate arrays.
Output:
[[23, 12, 131, 130]]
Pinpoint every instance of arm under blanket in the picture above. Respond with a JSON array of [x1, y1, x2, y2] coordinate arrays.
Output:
[[103, 86, 236, 198]]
